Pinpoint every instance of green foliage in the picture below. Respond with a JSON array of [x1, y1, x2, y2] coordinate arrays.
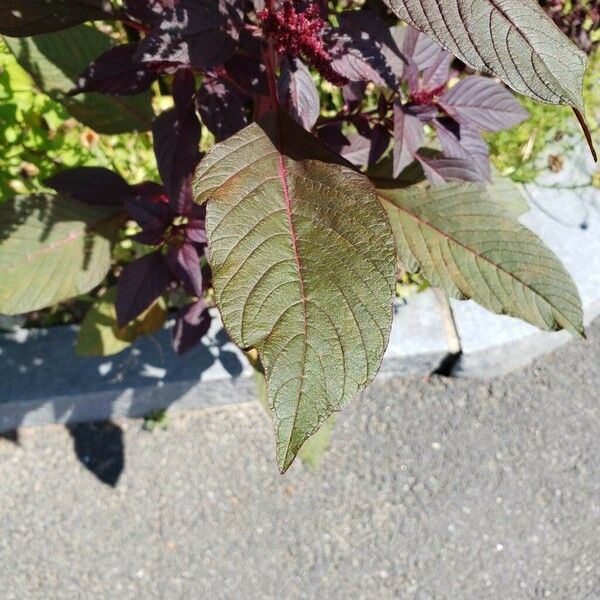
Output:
[[0, 194, 124, 314], [487, 46, 600, 182], [76, 287, 167, 356], [143, 409, 169, 432], [379, 182, 584, 336], [0, 40, 157, 201]]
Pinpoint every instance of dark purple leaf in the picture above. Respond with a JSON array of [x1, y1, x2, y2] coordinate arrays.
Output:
[[393, 102, 424, 177], [70, 43, 159, 96], [317, 124, 350, 149], [342, 81, 366, 110], [196, 77, 247, 142], [124, 0, 174, 26], [439, 76, 529, 132], [45, 167, 133, 206], [172, 299, 211, 355], [391, 25, 443, 73], [125, 187, 172, 244], [369, 124, 391, 166], [421, 51, 453, 91], [134, 0, 241, 71], [153, 105, 201, 206], [116, 250, 170, 326], [415, 154, 483, 185], [277, 57, 319, 130], [167, 241, 203, 296], [327, 11, 400, 89], [223, 53, 268, 96], [435, 119, 490, 181]]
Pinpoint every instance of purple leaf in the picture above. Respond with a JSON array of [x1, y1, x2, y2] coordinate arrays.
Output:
[[421, 51, 453, 91], [277, 57, 319, 130], [45, 167, 133, 206], [70, 44, 158, 96], [172, 299, 211, 355], [342, 81, 366, 110], [327, 11, 400, 89], [166, 241, 203, 296], [196, 77, 247, 142], [435, 119, 491, 181], [392, 25, 443, 73], [153, 105, 201, 206], [439, 76, 529, 132], [124, 0, 174, 26], [393, 102, 424, 177], [125, 187, 172, 244], [116, 251, 170, 326], [415, 154, 484, 186], [134, 0, 241, 71], [223, 53, 268, 96]]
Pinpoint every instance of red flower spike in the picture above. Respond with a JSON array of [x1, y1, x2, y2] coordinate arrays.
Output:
[[259, 0, 348, 87]]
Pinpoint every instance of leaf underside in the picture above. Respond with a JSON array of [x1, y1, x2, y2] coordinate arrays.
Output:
[[194, 113, 396, 472], [379, 183, 584, 336], [381, 0, 587, 110], [0, 194, 123, 315]]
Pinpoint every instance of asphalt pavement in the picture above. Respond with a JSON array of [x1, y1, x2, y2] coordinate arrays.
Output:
[[1, 322, 599, 599]]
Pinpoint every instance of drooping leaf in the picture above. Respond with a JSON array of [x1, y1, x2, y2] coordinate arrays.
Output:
[[116, 250, 171, 327], [70, 43, 159, 96], [45, 167, 134, 206], [393, 101, 423, 177], [378, 182, 584, 335], [172, 298, 211, 355], [380, 0, 587, 110], [77, 287, 167, 357], [194, 112, 396, 472], [4, 25, 154, 133], [277, 57, 319, 131], [439, 76, 529, 132], [153, 107, 201, 205], [0, 194, 124, 315], [0, 0, 112, 36]]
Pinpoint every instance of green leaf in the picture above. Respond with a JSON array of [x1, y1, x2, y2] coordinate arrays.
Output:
[[488, 169, 529, 218], [3, 25, 154, 133], [0, 194, 124, 315], [194, 112, 396, 472], [0, 0, 112, 37], [378, 182, 584, 336], [77, 287, 167, 357], [382, 0, 587, 110]]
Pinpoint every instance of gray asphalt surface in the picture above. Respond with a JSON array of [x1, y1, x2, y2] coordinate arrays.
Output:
[[1, 323, 599, 600]]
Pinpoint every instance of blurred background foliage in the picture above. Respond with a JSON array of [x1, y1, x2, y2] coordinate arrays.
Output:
[[0, 38, 158, 202]]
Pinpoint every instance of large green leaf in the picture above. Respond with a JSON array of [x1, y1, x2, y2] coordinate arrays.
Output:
[[382, 0, 587, 110], [0, 0, 112, 37], [0, 194, 124, 315], [194, 112, 396, 472], [378, 182, 584, 336], [4, 25, 154, 133]]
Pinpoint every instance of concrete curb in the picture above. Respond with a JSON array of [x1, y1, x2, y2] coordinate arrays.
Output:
[[0, 290, 454, 433]]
